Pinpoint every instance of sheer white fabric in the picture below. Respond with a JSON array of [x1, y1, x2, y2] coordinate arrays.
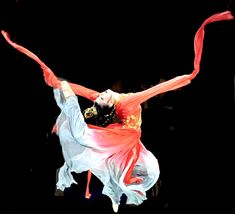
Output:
[[53, 88, 159, 205]]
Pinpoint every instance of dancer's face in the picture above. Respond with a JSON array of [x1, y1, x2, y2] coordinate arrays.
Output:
[[95, 89, 113, 108]]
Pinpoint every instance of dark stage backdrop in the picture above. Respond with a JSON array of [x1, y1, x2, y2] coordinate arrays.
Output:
[[0, 0, 234, 213]]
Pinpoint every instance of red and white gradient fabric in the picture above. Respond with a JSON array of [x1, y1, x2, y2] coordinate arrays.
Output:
[[1, 10, 234, 207]]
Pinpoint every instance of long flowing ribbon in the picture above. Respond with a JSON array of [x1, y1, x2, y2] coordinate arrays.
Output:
[[1, 10, 234, 199], [1, 11, 234, 89], [190, 10, 234, 80]]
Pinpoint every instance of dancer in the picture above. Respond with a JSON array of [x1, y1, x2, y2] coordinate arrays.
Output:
[[1, 10, 233, 213]]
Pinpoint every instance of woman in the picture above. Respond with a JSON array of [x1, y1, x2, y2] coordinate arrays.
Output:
[[1, 10, 233, 212], [55, 80, 161, 212]]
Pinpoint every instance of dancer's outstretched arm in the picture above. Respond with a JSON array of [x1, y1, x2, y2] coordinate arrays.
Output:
[[124, 10, 234, 106]]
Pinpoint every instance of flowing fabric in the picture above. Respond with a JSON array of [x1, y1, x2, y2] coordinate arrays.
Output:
[[1, 11, 234, 206]]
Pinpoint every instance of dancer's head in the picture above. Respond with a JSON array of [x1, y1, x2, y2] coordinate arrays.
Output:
[[94, 89, 115, 108], [83, 89, 117, 127]]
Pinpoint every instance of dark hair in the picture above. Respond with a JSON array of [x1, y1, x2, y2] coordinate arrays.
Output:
[[94, 102, 116, 127]]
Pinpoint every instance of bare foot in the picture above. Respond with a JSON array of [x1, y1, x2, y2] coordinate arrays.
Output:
[[111, 199, 119, 213]]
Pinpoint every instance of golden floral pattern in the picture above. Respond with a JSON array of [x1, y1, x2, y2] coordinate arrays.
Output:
[[123, 115, 141, 130]]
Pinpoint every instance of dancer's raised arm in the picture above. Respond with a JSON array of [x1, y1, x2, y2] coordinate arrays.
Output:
[[123, 10, 234, 106]]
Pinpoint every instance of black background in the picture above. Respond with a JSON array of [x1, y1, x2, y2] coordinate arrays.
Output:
[[1, 0, 234, 213]]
